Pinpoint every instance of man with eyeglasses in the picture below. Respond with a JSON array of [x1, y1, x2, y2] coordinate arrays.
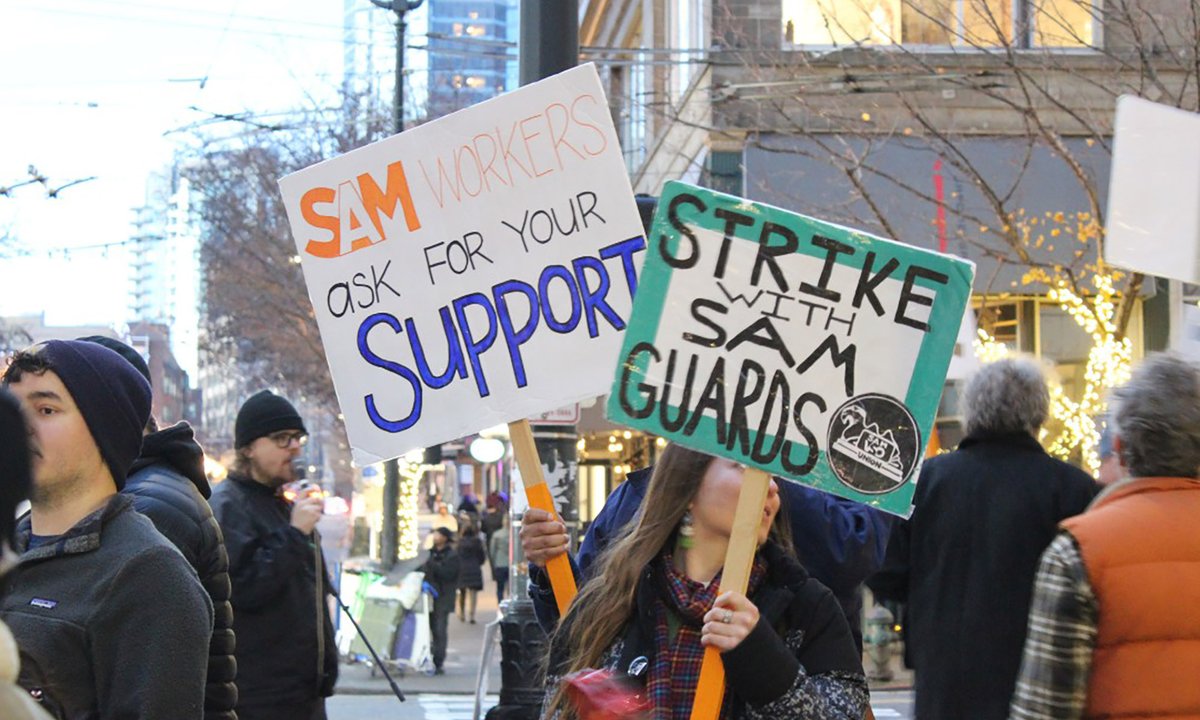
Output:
[[211, 390, 338, 720]]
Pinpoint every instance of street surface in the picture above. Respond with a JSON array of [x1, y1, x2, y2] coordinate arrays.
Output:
[[326, 690, 916, 719]]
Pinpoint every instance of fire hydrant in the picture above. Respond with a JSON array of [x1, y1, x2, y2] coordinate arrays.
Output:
[[863, 605, 897, 682]]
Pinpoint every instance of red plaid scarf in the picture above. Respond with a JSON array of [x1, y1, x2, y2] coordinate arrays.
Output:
[[646, 552, 768, 720]]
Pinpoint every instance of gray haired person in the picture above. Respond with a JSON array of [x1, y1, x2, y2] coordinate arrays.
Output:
[[1011, 354, 1200, 719], [869, 356, 1099, 720]]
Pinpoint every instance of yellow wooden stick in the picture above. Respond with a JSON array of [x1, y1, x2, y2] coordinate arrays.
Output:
[[689, 467, 773, 720], [509, 418, 578, 616]]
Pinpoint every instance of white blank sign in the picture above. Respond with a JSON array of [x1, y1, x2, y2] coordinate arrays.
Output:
[[1105, 96, 1200, 283]]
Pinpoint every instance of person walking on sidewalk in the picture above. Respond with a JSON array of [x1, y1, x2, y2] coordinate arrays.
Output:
[[457, 522, 486, 623], [869, 357, 1098, 720], [422, 527, 460, 675], [1011, 354, 1200, 719], [488, 514, 511, 604], [210, 390, 338, 720]]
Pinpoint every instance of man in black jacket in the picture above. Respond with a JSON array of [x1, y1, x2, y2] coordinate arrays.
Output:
[[82, 335, 239, 720], [420, 527, 460, 675], [1, 340, 212, 719], [211, 390, 337, 720], [868, 357, 1099, 720]]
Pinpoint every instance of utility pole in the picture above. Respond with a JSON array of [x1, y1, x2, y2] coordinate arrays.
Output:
[[370, 0, 424, 569], [487, 4, 580, 719]]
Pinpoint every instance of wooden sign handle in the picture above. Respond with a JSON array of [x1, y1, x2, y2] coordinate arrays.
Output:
[[509, 419, 578, 616], [689, 467, 773, 720]]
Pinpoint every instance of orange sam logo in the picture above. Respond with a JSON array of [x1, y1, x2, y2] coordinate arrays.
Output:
[[300, 160, 422, 258]]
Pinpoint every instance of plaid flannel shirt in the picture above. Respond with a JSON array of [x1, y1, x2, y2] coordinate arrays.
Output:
[[1009, 532, 1098, 720]]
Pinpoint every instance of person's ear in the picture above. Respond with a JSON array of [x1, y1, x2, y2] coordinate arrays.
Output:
[[1112, 434, 1126, 468]]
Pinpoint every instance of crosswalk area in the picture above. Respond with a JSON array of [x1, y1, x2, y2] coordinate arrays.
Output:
[[417, 693, 498, 720]]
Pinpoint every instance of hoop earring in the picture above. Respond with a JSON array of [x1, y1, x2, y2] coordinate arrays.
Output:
[[678, 510, 695, 550]]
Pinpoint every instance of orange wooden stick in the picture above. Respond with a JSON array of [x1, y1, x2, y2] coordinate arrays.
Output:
[[509, 419, 577, 616], [688, 467, 773, 720]]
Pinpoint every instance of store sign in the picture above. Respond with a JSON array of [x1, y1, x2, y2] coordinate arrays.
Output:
[[279, 64, 646, 465], [607, 182, 975, 516], [534, 404, 581, 425]]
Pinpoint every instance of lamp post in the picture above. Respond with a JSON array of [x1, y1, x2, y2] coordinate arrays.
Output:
[[369, 0, 423, 570], [369, 0, 424, 136], [484, 8, 580, 715]]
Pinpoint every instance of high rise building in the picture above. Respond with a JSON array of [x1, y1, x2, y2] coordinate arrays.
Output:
[[426, 0, 517, 117], [128, 162, 201, 380]]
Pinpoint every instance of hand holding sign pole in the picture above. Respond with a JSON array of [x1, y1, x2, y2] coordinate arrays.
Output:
[[509, 419, 577, 615], [607, 182, 974, 719], [690, 466, 772, 720]]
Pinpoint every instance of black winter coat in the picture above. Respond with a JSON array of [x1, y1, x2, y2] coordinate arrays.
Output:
[[868, 432, 1099, 720], [210, 474, 338, 710], [421, 545, 460, 612], [545, 541, 868, 719], [456, 533, 486, 591], [123, 422, 238, 720]]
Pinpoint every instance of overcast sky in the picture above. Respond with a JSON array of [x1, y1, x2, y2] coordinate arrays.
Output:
[[0, 0, 410, 329]]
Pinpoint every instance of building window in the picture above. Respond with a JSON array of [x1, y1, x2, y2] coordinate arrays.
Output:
[[781, 0, 1094, 48]]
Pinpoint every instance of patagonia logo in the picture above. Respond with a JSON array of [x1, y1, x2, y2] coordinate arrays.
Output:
[[628, 656, 649, 677], [29, 598, 57, 610]]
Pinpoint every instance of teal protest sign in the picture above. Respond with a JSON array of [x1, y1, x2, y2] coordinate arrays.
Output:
[[607, 182, 975, 516]]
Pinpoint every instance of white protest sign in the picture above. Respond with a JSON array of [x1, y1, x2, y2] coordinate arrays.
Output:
[[608, 182, 976, 517], [279, 64, 646, 465], [1105, 96, 1200, 282]]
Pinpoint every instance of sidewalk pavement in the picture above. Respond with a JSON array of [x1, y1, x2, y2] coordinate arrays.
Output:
[[336, 512, 503, 697]]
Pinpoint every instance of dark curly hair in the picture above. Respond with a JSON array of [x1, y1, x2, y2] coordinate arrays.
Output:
[[2, 348, 52, 385]]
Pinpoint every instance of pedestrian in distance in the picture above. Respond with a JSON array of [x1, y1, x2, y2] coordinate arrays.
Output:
[[868, 356, 1099, 720], [421, 526, 461, 675], [456, 521, 486, 624], [0, 388, 54, 720], [426, 502, 459, 549], [488, 513, 511, 604], [210, 390, 337, 720], [540, 444, 868, 720], [1, 340, 212, 719], [1010, 353, 1200, 719], [81, 335, 238, 720]]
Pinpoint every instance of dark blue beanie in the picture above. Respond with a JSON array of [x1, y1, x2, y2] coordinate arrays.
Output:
[[34, 340, 152, 490]]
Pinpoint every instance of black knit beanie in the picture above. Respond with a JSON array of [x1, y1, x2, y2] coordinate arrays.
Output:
[[78, 335, 151, 382], [34, 340, 152, 490], [235, 390, 307, 448]]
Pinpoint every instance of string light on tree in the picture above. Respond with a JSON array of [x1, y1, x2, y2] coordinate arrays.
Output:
[[1043, 273, 1132, 472], [396, 453, 426, 560]]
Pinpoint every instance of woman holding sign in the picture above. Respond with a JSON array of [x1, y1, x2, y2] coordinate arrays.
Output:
[[540, 444, 868, 720]]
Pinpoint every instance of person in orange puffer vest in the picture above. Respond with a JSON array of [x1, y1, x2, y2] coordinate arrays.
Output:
[[1011, 352, 1200, 720]]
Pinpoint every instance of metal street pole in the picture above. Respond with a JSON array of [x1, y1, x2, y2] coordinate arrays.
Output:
[[488, 4, 580, 719], [370, 0, 424, 569]]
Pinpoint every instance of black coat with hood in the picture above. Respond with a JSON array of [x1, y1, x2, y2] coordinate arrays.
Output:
[[210, 473, 338, 711], [122, 421, 238, 720]]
